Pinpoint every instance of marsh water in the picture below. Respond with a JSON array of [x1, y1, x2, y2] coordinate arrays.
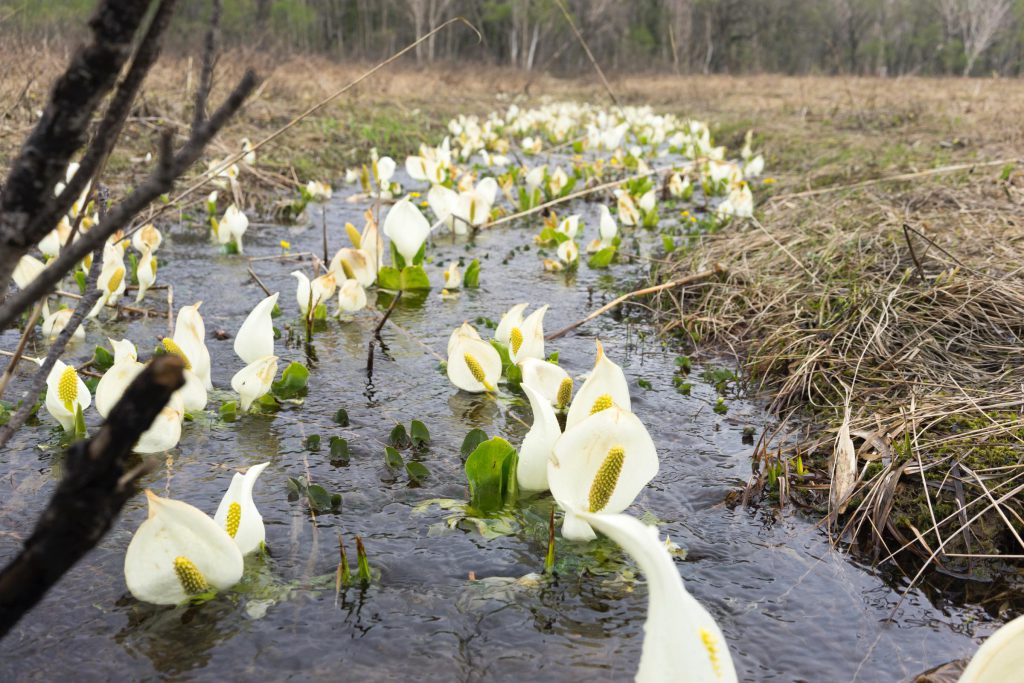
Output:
[[0, 169, 1000, 681]]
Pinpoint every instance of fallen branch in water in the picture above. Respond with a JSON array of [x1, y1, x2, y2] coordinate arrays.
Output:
[[0, 355, 185, 638], [546, 267, 723, 341]]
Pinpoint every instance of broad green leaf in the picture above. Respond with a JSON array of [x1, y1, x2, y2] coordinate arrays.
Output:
[[329, 436, 350, 464], [388, 423, 411, 448], [460, 429, 488, 460], [271, 362, 309, 399], [307, 484, 336, 512], [463, 259, 481, 288], [588, 246, 616, 269], [219, 401, 238, 422], [400, 265, 431, 291], [385, 446, 404, 469], [377, 266, 402, 291], [410, 420, 430, 447], [333, 408, 350, 426], [304, 434, 321, 451], [405, 461, 429, 483], [464, 437, 518, 515], [91, 345, 115, 372]]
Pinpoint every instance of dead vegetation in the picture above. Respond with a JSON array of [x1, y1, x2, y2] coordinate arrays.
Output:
[[651, 76, 1024, 590]]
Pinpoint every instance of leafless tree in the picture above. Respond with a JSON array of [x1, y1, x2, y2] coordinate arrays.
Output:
[[938, 0, 1012, 75]]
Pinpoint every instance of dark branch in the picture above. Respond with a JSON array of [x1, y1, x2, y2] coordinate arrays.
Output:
[[192, 0, 222, 132], [0, 0, 155, 295], [0, 245, 104, 451], [0, 355, 185, 638], [0, 70, 261, 332]]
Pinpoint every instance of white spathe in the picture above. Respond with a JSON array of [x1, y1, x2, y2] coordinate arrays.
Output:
[[427, 184, 459, 233], [337, 279, 368, 314], [519, 357, 571, 408], [443, 262, 462, 289], [548, 406, 659, 541], [447, 322, 481, 357], [231, 355, 278, 411], [383, 199, 430, 265], [495, 303, 528, 347], [447, 328, 501, 393], [132, 224, 162, 254], [43, 359, 91, 431], [95, 339, 144, 418], [213, 462, 270, 555], [216, 204, 249, 252], [517, 384, 561, 492], [173, 302, 213, 390], [958, 614, 1024, 683], [292, 270, 337, 315], [234, 293, 278, 365], [124, 491, 244, 605], [40, 303, 83, 341], [329, 247, 376, 288], [565, 340, 631, 430], [136, 247, 157, 302], [557, 240, 579, 266], [573, 510, 738, 683], [511, 304, 548, 364], [13, 255, 45, 290], [134, 392, 185, 453]]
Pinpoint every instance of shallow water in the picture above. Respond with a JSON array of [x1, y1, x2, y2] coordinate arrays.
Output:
[[0, 171, 1000, 681]]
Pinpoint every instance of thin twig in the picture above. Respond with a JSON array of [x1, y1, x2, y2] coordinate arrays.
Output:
[[546, 267, 721, 341], [552, 0, 621, 110], [0, 300, 43, 400]]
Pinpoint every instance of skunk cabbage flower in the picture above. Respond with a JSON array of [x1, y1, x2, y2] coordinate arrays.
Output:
[[716, 183, 753, 220], [588, 204, 618, 253], [571, 510, 737, 683], [213, 462, 270, 555], [549, 405, 658, 541], [557, 239, 579, 266], [447, 326, 501, 393], [744, 155, 764, 178], [959, 614, 1024, 683], [124, 491, 244, 605], [135, 393, 185, 453], [639, 189, 657, 214], [361, 216, 384, 271], [95, 339, 143, 417], [329, 248, 376, 288], [525, 165, 546, 193], [160, 338, 208, 412], [305, 180, 332, 202], [132, 224, 162, 254], [41, 302, 83, 342], [427, 184, 459, 232], [292, 270, 337, 316], [668, 173, 691, 198], [549, 166, 569, 195], [43, 359, 91, 431], [136, 247, 157, 302], [241, 138, 256, 165], [375, 156, 396, 191], [617, 191, 640, 227], [443, 262, 462, 290], [234, 293, 278, 365], [173, 302, 213, 391], [40, 217, 73, 258], [520, 357, 572, 409], [231, 355, 278, 411], [215, 204, 249, 253], [495, 303, 528, 348], [557, 214, 581, 239], [383, 199, 430, 265], [454, 177, 498, 231], [512, 305, 548, 364], [566, 340, 631, 430], [88, 243, 126, 318], [517, 384, 561, 492], [337, 279, 367, 314]]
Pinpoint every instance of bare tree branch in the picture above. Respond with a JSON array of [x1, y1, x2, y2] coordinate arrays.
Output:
[[192, 0, 222, 132], [0, 0, 155, 297], [0, 355, 186, 637], [0, 70, 261, 333]]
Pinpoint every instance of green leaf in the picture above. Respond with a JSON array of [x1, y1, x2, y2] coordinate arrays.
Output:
[[405, 461, 429, 483], [333, 408, 350, 426], [388, 423, 411, 448], [271, 362, 309, 399], [74, 271, 87, 295], [389, 241, 406, 270], [410, 420, 430, 447], [304, 434, 321, 451], [637, 379, 653, 390], [329, 436, 350, 464], [400, 265, 431, 291], [377, 266, 402, 291], [91, 345, 115, 372], [356, 537, 371, 585], [306, 484, 336, 512], [73, 404, 86, 439], [714, 397, 728, 414], [464, 437, 518, 514], [587, 246, 616, 269], [128, 252, 139, 285], [385, 446, 404, 469], [460, 429, 488, 460], [219, 401, 238, 422], [661, 235, 676, 253], [463, 259, 481, 288], [674, 355, 692, 373]]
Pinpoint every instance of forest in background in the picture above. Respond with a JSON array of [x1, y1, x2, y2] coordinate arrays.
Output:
[[2, 1, 1023, 77]]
